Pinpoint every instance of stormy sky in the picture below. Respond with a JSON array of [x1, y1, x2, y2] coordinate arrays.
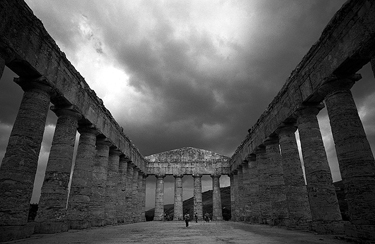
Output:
[[1, 0, 374, 210]]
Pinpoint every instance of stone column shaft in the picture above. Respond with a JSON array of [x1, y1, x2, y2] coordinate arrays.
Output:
[[35, 106, 80, 233], [256, 146, 271, 224], [131, 168, 139, 222], [137, 172, 144, 222], [277, 125, 311, 230], [173, 175, 183, 220], [325, 80, 375, 238], [237, 166, 244, 221], [124, 163, 134, 223], [105, 148, 121, 225], [90, 138, 111, 227], [248, 155, 260, 223], [232, 171, 239, 221], [193, 175, 203, 220], [264, 138, 288, 226], [154, 175, 165, 221], [242, 161, 251, 221], [212, 175, 223, 221], [297, 105, 342, 234], [140, 174, 147, 222], [67, 126, 98, 230], [0, 79, 51, 241], [117, 157, 128, 224]]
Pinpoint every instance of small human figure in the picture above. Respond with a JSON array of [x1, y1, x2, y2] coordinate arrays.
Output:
[[204, 212, 210, 222], [194, 212, 198, 223], [184, 213, 190, 227]]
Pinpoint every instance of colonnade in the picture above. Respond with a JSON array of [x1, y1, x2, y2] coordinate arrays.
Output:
[[229, 74, 375, 239], [0, 77, 147, 241], [153, 174, 223, 221]]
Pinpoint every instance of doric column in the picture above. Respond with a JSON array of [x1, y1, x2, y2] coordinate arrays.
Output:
[[173, 174, 183, 221], [297, 104, 343, 234], [231, 170, 239, 221], [276, 123, 311, 230], [117, 156, 128, 224], [323, 75, 375, 238], [140, 174, 147, 222], [237, 165, 244, 221], [137, 172, 144, 222], [35, 106, 81, 234], [241, 160, 250, 222], [0, 78, 51, 241], [154, 174, 165, 221], [105, 148, 121, 225], [264, 137, 288, 226], [193, 174, 203, 220], [0, 57, 4, 79], [90, 137, 111, 227], [67, 125, 98, 229], [212, 174, 223, 221], [131, 167, 139, 222], [124, 162, 134, 223], [256, 145, 271, 224], [247, 154, 260, 223]]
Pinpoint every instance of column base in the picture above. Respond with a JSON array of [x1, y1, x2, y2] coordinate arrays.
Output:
[[0, 222, 35, 242], [105, 218, 117, 226], [345, 222, 375, 242], [286, 220, 311, 231], [91, 219, 106, 227], [311, 220, 345, 235], [244, 216, 261, 224], [34, 220, 68, 234], [69, 220, 91, 229]]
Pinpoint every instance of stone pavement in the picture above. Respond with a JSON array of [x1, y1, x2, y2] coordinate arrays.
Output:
[[4, 221, 349, 244]]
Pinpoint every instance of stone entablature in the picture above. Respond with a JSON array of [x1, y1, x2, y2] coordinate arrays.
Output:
[[0, 0, 146, 172], [146, 147, 230, 175]]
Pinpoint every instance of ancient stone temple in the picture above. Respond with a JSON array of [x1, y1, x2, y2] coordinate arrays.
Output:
[[146, 147, 230, 221], [0, 0, 375, 243]]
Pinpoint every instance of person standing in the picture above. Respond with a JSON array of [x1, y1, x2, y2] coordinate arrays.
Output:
[[194, 212, 198, 223], [184, 213, 190, 227]]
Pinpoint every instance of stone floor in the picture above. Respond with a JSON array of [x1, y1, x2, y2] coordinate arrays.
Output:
[[5, 221, 349, 244]]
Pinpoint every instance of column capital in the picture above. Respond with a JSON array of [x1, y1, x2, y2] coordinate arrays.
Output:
[[275, 122, 297, 135], [78, 124, 100, 135], [192, 173, 202, 178], [254, 145, 266, 154], [14, 76, 53, 93], [119, 155, 130, 163], [211, 174, 221, 178], [173, 174, 183, 178], [318, 73, 361, 99], [296, 102, 324, 117], [51, 105, 82, 120], [155, 174, 166, 179], [263, 135, 279, 146], [246, 154, 256, 162], [109, 147, 122, 156]]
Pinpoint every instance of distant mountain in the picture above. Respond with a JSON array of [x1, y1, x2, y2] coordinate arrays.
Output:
[[145, 186, 231, 221]]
